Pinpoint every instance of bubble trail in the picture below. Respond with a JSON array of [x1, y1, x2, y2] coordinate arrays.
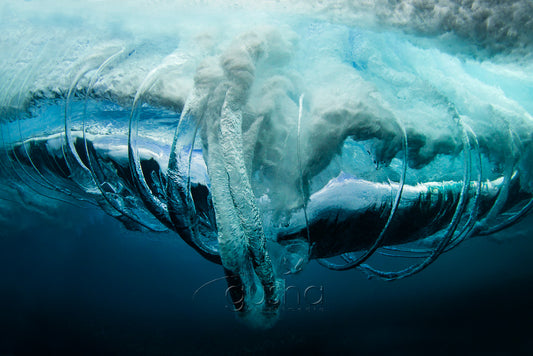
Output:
[[1, 0, 533, 327]]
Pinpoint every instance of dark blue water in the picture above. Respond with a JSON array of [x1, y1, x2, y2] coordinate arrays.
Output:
[[1, 203, 532, 355]]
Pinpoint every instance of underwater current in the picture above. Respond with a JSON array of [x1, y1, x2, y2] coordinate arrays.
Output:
[[1, 0, 533, 354]]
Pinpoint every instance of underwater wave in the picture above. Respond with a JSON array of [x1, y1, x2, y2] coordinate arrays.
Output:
[[1, 0, 533, 327]]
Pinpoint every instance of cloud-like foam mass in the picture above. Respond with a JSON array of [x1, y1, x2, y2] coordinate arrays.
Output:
[[372, 0, 533, 57], [1, 0, 532, 327]]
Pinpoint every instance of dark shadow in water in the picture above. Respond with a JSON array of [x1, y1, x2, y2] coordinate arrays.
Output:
[[0, 206, 532, 355]]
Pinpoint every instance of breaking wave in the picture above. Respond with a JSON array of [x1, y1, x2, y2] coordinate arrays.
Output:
[[1, 0, 532, 327]]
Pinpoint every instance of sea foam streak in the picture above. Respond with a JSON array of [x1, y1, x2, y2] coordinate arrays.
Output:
[[1, 0, 532, 327]]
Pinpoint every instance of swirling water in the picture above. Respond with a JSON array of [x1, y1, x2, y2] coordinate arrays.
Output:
[[1, 0, 533, 354]]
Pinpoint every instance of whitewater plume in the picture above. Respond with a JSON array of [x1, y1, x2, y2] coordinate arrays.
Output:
[[1, 0, 533, 327]]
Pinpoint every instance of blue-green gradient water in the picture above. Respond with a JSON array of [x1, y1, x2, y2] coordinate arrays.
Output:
[[1, 0, 533, 354]]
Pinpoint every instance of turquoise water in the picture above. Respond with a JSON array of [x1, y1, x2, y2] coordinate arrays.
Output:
[[1, 0, 533, 353]]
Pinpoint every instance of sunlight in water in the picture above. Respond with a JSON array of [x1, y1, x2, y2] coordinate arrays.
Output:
[[1, 0, 532, 327]]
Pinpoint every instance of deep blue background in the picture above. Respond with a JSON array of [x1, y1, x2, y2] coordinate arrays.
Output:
[[1, 204, 532, 355]]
